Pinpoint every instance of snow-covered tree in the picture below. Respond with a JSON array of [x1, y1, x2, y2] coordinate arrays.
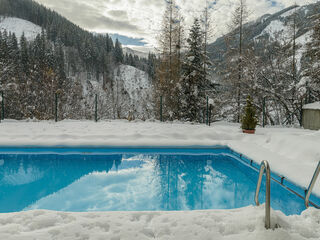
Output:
[[20, 33, 29, 75], [114, 39, 124, 64], [155, 0, 184, 121], [222, 0, 250, 123], [180, 18, 208, 122], [305, 8, 320, 102]]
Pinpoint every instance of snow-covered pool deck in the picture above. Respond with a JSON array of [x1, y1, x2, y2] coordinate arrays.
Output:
[[0, 120, 319, 239]]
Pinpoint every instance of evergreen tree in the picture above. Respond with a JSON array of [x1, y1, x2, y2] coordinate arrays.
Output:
[[147, 53, 156, 80], [20, 33, 30, 75], [55, 39, 66, 88], [114, 39, 124, 64], [180, 18, 207, 122], [241, 96, 258, 130]]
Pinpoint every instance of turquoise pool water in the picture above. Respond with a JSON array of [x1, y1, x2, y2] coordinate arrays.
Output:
[[0, 147, 317, 215]]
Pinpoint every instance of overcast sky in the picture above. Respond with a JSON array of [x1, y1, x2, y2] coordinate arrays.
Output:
[[34, 0, 317, 52]]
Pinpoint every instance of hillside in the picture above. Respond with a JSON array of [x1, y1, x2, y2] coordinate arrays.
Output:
[[207, 2, 320, 125], [208, 3, 317, 81], [0, 16, 41, 41], [0, 0, 155, 120]]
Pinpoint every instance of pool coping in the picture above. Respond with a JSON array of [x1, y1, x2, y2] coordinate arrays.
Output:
[[0, 145, 319, 210]]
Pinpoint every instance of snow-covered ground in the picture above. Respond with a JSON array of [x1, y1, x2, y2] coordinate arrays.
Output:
[[1, 206, 319, 240], [303, 102, 320, 110], [0, 120, 319, 239]]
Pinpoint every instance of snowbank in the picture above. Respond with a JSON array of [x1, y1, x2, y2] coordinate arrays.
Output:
[[303, 102, 320, 110], [0, 120, 319, 239], [0, 206, 319, 240]]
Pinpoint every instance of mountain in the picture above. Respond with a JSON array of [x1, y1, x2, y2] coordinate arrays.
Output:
[[208, 3, 317, 82], [0, 0, 155, 120], [206, 2, 320, 125], [123, 47, 149, 59]]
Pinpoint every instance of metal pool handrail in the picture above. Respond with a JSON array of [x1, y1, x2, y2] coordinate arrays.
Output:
[[255, 160, 271, 229], [305, 161, 320, 208]]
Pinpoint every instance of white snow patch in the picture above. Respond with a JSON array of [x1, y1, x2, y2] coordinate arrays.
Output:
[[0, 206, 319, 239], [0, 17, 42, 41], [295, 31, 312, 71], [259, 20, 285, 38], [113, 65, 153, 118], [280, 7, 301, 18], [296, 31, 312, 46], [303, 102, 320, 110]]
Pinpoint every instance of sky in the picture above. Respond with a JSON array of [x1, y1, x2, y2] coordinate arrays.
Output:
[[34, 0, 317, 52]]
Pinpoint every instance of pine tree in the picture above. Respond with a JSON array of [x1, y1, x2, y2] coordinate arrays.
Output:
[[241, 96, 258, 130], [114, 39, 124, 64], [20, 33, 29, 75], [180, 18, 207, 122], [55, 39, 66, 88]]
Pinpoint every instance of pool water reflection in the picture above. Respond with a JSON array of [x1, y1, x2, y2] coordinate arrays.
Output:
[[0, 148, 307, 215]]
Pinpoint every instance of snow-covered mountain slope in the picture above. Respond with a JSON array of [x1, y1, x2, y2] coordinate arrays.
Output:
[[0, 16, 42, 41], [254, 5, 312, 42], [0, 16, 154, 120], [208, 3, 317, 81], [68, 64, 153, 120], [123, 47, 149, 59], [113, 65, 153, 119], [253, 6, 313, 71]]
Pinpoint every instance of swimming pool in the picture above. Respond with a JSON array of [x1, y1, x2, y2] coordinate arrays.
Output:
[[0, 147, 318, 215]]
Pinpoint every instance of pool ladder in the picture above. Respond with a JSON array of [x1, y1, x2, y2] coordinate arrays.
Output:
[[255, 160, 271, 229], [255, 160, 320, 229], [305, 161, 320, 208]]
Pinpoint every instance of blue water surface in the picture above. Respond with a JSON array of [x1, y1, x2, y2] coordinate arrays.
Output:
[[0, 147, 313, 215]]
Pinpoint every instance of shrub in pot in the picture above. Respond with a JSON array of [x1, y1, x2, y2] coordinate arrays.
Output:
[[241, 96, 258, 134]]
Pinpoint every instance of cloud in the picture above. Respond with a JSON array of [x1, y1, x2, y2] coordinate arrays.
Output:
[[107, 10, 128, 19], [34, 0, 318, 49]]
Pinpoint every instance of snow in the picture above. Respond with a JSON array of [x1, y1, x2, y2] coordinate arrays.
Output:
[[0, 17, 42, 41], [296, 31, 312, 46], [280, 7, 300, 18], [113, 65, 153, 118], [303, 102, 320, 110], [68, 64, 153, 120], [256, 20, 289, 41], [116, 65, 151, 104], [0, 206, 319, 240], [295, 31, 312, 71], [0, 120, 319, 239]]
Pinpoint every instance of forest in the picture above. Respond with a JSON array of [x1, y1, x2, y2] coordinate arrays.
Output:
[[0, 0, 319, 126], [0, 0, 156, 120], [154, 0, 320, 126]]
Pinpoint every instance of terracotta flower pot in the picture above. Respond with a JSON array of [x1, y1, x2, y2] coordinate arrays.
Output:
[[242, 129, 256, 134]]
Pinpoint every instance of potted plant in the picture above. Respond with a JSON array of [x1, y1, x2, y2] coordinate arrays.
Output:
[[241, 96, 258, 134]]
